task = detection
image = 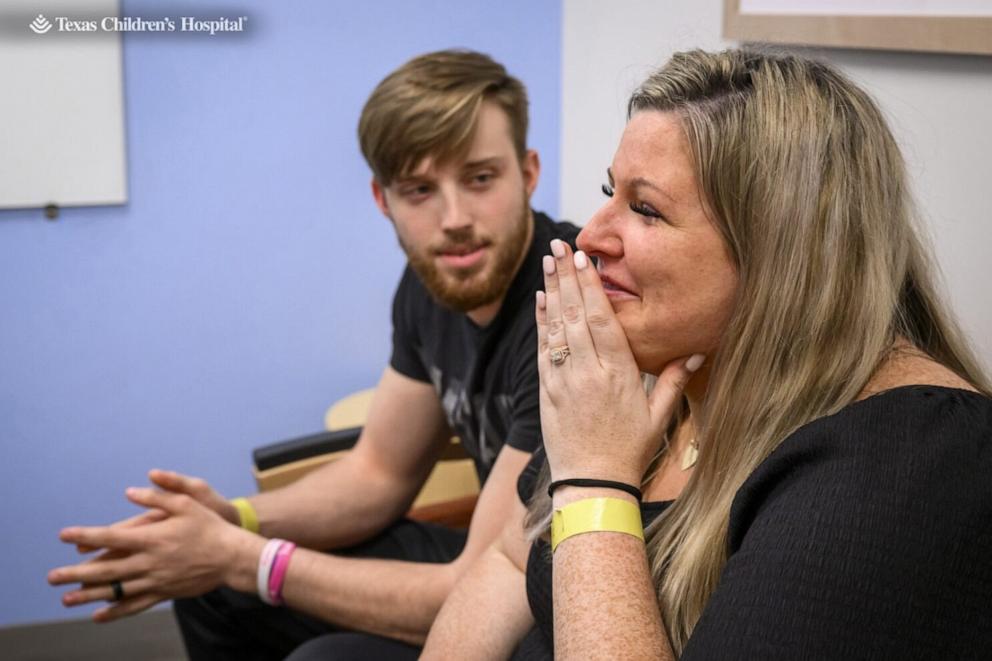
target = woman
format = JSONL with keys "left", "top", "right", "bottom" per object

{"left": 422, "top": 49, "right": 992, "bottom": 659}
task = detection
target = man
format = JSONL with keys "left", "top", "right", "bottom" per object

{"left": 48, "top": 49, "right": 578, "bottom": 659}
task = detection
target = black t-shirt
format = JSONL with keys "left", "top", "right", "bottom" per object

{"left": 389, "top": 211, "right": 579, "bottom": 483}
{"left": 517, "top": 386, "right": 992, "bottom": 659}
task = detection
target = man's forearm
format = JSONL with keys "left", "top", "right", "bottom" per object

{"left": 422, "top": 543, "right": 533, "bottom": 659}
{"left": 248, "top": 453, "right": 415, "bottom": 550}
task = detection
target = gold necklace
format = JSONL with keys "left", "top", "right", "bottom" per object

{"left": 680, "top": 438, "right": 699, "bottom": 471}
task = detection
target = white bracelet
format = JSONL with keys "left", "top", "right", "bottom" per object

{"left": 256, "top": 538, "right": 283, "bottom": 605}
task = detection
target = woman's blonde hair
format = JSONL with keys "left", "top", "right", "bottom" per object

{"left": 525, "top": 48, "right": 989, "bottom": 653}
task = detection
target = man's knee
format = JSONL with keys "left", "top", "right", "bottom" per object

{"left": 173, "top": 586, "right": 252, "bottom": 626}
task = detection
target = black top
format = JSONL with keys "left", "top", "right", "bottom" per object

{"left": 389, "top": 211, "right": 579, "bottom": 483}
{"left": 517, "top": 386, "right": 992, "bottom": 659}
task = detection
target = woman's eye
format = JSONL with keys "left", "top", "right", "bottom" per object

{"left": 630, "top": 202, "right": 663, "bottom": 220}
{"left": 601, "top": 183, "right": 614, "bottom": 197}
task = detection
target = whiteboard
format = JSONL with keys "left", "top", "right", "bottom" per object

{"left": 0, "top": 0, "right": 126, "bottom": 210}
{"left": 740, "top": 0, "right": 992, "bottom": 17}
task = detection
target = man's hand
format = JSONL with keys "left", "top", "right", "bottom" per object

{"left": 49, "top": 487, "right": 262, "bottom": 623}
{"left": 147, "top": 469, "right": 240, "bottom": 524}
{"left": 73, "top": 470, "right": 239, "bottom": 554}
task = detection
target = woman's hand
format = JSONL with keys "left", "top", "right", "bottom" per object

{"left": 536, "top": 239, "right": 703, "bottom": 485}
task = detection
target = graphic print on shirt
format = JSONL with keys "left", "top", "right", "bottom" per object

{"left": 430, "top": 364, "right": 508, "bottom": 468}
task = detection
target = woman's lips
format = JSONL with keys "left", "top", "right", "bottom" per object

{"left": 599, "top": 273, "right": 639, "bottom": 300}
{"left": 438, "top": 245, "right": 487, "bottom": 269}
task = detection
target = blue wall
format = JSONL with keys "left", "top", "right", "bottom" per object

{"left": 0, "top": 0, "right": 560, "bottom": 627}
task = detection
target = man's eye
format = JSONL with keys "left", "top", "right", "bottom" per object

{"left": 601, "top": 183, "right": 614, "bottom": 197}
{"left": 402, "top": 185, "right": 430, "bottom": 197}
{"left": 470, "top": 172, "right": 494, "bottom": 185}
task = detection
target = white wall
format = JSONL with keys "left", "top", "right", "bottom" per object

{"left": 562, "top": 0, "right": 991, "bottom": 371}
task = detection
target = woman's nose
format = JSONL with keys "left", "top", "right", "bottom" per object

{"left": 577, "top": 203, "right": 622, "bottom": 258}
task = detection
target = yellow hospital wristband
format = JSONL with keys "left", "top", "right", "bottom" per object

{"left": 230, "top": 497, "right": 259, "bottom": 534}
{"left": 550, "top": 497, "right": 643, "bottom": 553}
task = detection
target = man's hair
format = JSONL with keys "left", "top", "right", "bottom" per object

{"left": 358, "top": 49, "right": 529, "bottom": 185}
{"left": 522, "top": 48, "right": 991, "bottom": 654}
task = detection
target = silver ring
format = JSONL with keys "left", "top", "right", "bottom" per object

{"left": 550, "top": 345, "right": 571, "bottom": 366}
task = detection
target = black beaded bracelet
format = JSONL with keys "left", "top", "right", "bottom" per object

{"left": 548, "top": 478, "right": 642, "bottom": 501}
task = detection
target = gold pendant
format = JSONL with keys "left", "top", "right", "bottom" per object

{"left": 681, "top": 440, "right": 699, "bottom": 471}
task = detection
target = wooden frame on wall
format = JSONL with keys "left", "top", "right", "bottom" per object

{"left": 723, "top": 0, "right": 992, "bottom": 56}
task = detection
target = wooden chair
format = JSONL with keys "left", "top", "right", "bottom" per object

{"left": 251, "top": 389, "right": 479, "bottom": 528}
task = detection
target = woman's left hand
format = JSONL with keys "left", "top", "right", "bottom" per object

{"left": 536, "top": 239, "right": 703, "bottom": 485}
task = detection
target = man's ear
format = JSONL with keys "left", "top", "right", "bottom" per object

{"left": 370, "top": 178, "right": 392, "bottom": 220}
{"left": 521, "top": 149, "right": 541, "bottom": 199}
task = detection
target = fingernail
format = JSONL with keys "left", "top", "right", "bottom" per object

{"left": 550, "top": 239, "right": 565, "bottom": 259}
{"left": 126, "top": 487, "right": 138, "bottom": 496}
{"left": 536, "top": 290, "right": 546, "bottom": 308}
{"left": 542, "top": 255, "right": 556, "bottom": 275}
{"left": 685, "top": 354, "right": 706, "bottom": 372}
{"left": 573, "top": 251, "right": 588, "bottom": 270}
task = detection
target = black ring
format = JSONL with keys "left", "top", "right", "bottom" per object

{"left": 548, "top": 478, "right": 642, "bottom": 501}
{"left": 110, "top": 580, "right": 124, "bottom": 602}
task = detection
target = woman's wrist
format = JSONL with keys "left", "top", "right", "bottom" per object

{"left": 552, "top": 485, "right": 640, "bottom": 508}
{"left": 548, "top": 464, "right": 643, "bottom": 505}
{"left": 550, "top": 495, "right": 645, "bottom": 553}
{"left": 549, "top": 463, "right": 642, "bottom": 486}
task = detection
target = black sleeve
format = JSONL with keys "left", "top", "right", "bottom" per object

{"left": 682, "top": 388, "right": 992, "bottom": 660}
{"left": 502, "top": 320, "right": 542, "bottom": 453}
{"left": 517, "top": 445, "right": 546, "bottom": 505}
{"left": 388, "top": 267, "right": 430, "bottom": 383}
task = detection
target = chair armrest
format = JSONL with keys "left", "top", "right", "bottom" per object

{"left": 253, "top": 427, "right": 362, "bottom": 471}
{"left": 408, "top": 494, "right": 478, "bottom": 528}
{"left": 251, "top": 425, "right": 480, "bottom": 529}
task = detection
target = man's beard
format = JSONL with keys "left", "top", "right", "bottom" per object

{"left": 401, "top": 197, "right": 531, "bottom": 313}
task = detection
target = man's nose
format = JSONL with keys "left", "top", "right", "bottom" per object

{"left": 438, "top": 186, "right": 472, "bottom": 232}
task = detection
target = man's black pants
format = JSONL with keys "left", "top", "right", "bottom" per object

{"left": 173, "top": 518, "right": 467, "bottom": 661}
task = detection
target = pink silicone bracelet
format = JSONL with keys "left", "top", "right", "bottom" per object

{"left": 267, "top": 541, "right": 297, "bottom": 605}
{"left": 256, "top": 538, "right": 282, "bottom": 606}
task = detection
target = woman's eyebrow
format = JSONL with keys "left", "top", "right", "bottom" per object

{"left": 630, "top": 177, "right": 677, "bottom": 204}
{"left": 608, "top": 168, "right": 677, "bottom": 204}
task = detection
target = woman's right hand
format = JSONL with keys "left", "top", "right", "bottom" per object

{"left": 536, "top": 239, "right": 703, "bottom": 485}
